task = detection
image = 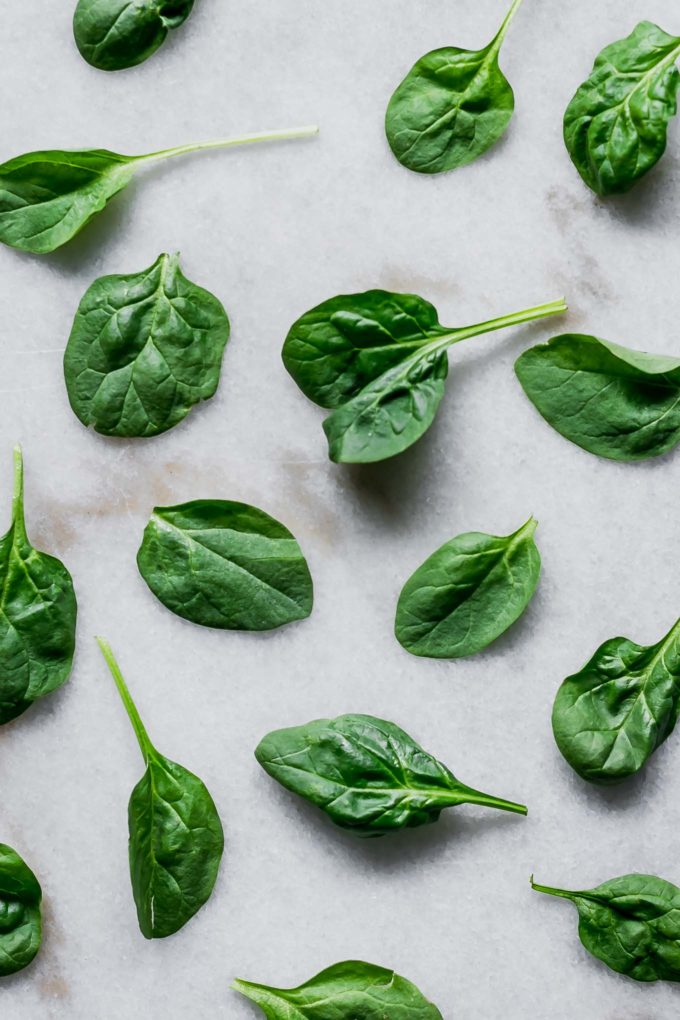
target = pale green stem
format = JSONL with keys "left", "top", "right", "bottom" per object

{"left": 135, "top": 125, "right": 319, "bottom": 165}
{"left": 11, "top": 445, "right": 26, "bottom": 539}
{"left": 492, "top": 0, "right": 525, "bottom": 52}
{"left": 432, "top": 297, "right": 567, "bottom": 357}
{"left": 531, "top": 878, "right": 577, "bottom": 900}
{"left": 457, "top": 784, "right": 528, "bottom": 816}
{"left": 96, "top": 637, "right": 154, "bottom": 762}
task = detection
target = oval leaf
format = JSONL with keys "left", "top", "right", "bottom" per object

{"left": 233, "top": 960, "right": 444, "bottom": 1019}
{"left": 532, "top": 874, "right": 680, "bottom": 983}
{"left": 395, "top": 516, "right": 540, "bottom": 658}
{"left": 256, "top": 713, "right": 526, "bottom": 836}
{"left": 552, "top": 618, "right": 680, "bottom": 785}
{"left": 73, "top": 0, "right": 195, "bottom": 72}
{"left": 98, "top": 639, "right": 224, "bottom": 939}
{"left": 0, "top": 843, "right": 42, "bottom": 977}
{"left": 63, "top": 253, "right": 230, "bottom": 438}
{"left": 564, "top": 21, "right": 680, "bottom": 196}
{"left": 385, "top": 0, "right": 521, "bottom": 174}
{"left": 515, "top": 333, "right": 680, "bottom": 461}
{"left": 137, "top": 500, "right": 313, "bottom": 631}
{"left": 0, "top": 448, "right": 77, "bottom": 724}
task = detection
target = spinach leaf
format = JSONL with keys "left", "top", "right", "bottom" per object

{"left": 97, "top": 638, "right": 223, "bottom": 939}
{"left": 564, "top": 21, "right": 680, "bottom": 196}
{"left": 515, "top": 333, "right": 680, "bottom": 461}
{"left": 0, "top": 126, "right": 318, "bottom": 255}
{"left": 395, "top": 517, "right": 540, "bottom": 659}
{"left": 385, "top": 0, "right": 523, "bottom": 174}
{"left": 63, "top": 253, "right": 230, "bottom": 438}
{"left": 552, "top": 617, "right": 680, "bottom": 785}
{"left": 256, "top": 713, "right": 527, "bottom": 837}
{"left": 233, "top": 960, "right": 444, "bottom": 1018}
{"left": 73, "top": 0, "right": 195, "bottom": 72}
{"left": 137, "top": 500, "right": 313, "bottom": 630}
{"left": 0, "top": 447, "right": 77, "bottom": 724}
{"left": 532, "top": 874, "right": 680, "bottom": 983}
{"left": 283, "top": 292, "right": 566, "bottom": 463}
{"left": 0, "top": 844, "right": 42, "bottom": 977}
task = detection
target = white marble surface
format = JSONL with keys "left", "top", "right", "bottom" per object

{"left": 1, "top": 1, "right": 680, "bottom": 1017}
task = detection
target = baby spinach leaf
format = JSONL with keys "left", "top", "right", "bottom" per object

{"left": 137, "top": 500, "right": 313, "bottom": 631}
{"left": 0, "top": 447, "right": 77, "bottom": 725}
{"left": 256, "top": 713, "right": 527, "bottom": 837}
{"left": 395, "top": 517, "right": 540, "bottom": 659}
{"left": 63, "top": 253, "right": 230, "bottom": 438}
{"left": 73, "top": 0, "right": 195, "bottom": 72}
{"left": 0, "top": 125, "right": 318, "bottom": 255}
{"left": 515, "top": 333, "right": 680, "bottom": 461}
{"left": 564, "top": 21, "right": 680, "bottom": 196}
{"left": 233, "top": 960, "right": 444, "bottom": 1018}
{"left": 552, "top": 617, "right": 680, "bottom": 785}
{"left": 385, "top": 0, "right": 523, "bottom": 174}
{"left": 97, "top": 638, "right": 223, "bottom": 939}
{"left": 532, "top": 874, "right": 680, "bottom": 983}
{"left": 284, "top": 292, "right": 566, "bottom": 463}
{"left": 0, "top": 843, "right": 42, "bottom": 977}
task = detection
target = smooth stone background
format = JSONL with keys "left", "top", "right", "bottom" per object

{"left": 1, "top": 1, "right": 680, "bottom": 1016}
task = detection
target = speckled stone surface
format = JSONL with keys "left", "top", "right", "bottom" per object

{"left": 1, "top": 1, "right": 680, "bottom": 1017}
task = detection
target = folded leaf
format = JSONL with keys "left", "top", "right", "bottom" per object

{"left": 515, "top": 333, "right": 680, "bottom": 461}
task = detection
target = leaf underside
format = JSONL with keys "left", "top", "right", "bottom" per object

{"left": 136, "top": 499, "right": 313, "bottom": 630}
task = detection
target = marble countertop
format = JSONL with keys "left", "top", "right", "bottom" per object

{"left": 2, "top": 1, "right": 680, "bottom": 1017}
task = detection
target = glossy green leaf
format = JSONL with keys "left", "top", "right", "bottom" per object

{"left": 256, "top": 713, "right": 527, "bottom": 837}
{"left": 137, "top": 500, "right": 313, "bottom": 631}
{"left": 385, "top": 0, "right": 522, "bottom": 174}
{"left": 0, "top": 448, "right": 77, "bottom": 725}
{"left": 233, "top": 960, "right": 444, "bottom": 1018}
{"left": 395, "top": 517, "right": 540, "bottom": 659}
{"left": 284, "top": 292, "right": 566, "bottom": 464}
{"left": 0, "top": 844, "right": 42, "bottom": 977}
{"left": 515, "top": 333, "right": 680, "bottom": 461}
{"left": 564, "top": 21, "right": 680, "bottom": 196}
{"left": 73, "top": 0, "right": 195, "bottom": 72}
{"left": 63, "top": 253, "right": 230, "bottom": 438}
{"left": 0, "top": 126, "right": 318, "bottom": 254}
{"left": 532, "top": 874, "right": 680, "bottom": 983}
{"left": 97, "top": 638, "right": 223, "bottom": 939}
{"left": 552, "top": 617, "right": 680, "bottom": 785}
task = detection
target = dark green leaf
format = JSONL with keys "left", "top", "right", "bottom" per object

{"left": 0, "top": 127, "right": 318, "bottom": 254}
{"left": 63, "top": 253, "right": 230, "bottom": 438}
{"left": 552, "top": 617, "right": 680, "bottom": 785}
{"left": 284, "top": 292, "right": 567, "bottom": 464}
{"left": 255, "top": 713, "right": 527, "bottom": 837}
{"left": 282, "top": 289, "right": 450, "bottom": 409}
{"left": 515, "top": 333, "right": 680, "bottom": 461}
{"left": 137, "top": 500, "right": 313, "bottom": 631}
{"left": 532, "top": 873, "right": 680, "bottom": 983}
{"left": 0, "top": 448, "right": 77, "bottom": 725}
{"left": 385, "top": 0, "right": 522, "bottom": 174}
{"left": 564, "top": 21, "right": 680, "bottom": 196}
{"left": 233, "top": 960, "right": 444, "bottom": 1018}
{"left": 395, "top": 517, "right": 540, "bottom": 659}
{"left": 97, "top": 638, "right": 223, "bottom": 939}
{"left": 73, "top": 0, "right": 195, "bottom": 72}
{"left": 0, "top": 844, "right": 42, "bottom": 977}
